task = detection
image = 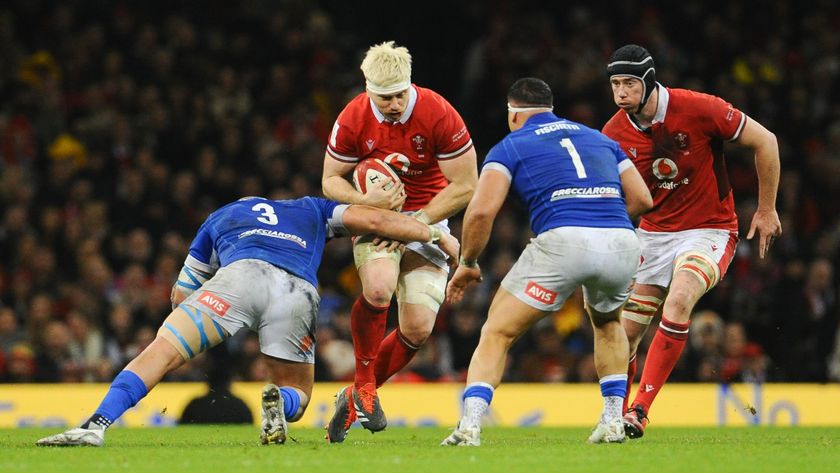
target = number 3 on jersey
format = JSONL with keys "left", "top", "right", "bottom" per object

{"left": 252, "top": 203, "right": 278, "bottom": 225}
{"left": 559, "top": 138, "right": 587, "bottom": 179}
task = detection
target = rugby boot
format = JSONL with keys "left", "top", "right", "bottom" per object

{"left": 623, "top": 405, "right": 649, "bottom": 439}
{"left": 36, "top": 427, "right": 105, "bottom": 447}
{"left": 353, "top": 383, "right": 387, "bottom": 432}
{"left": 260, "top": 384, "right": 287, "bottom": 445}
{"left": 440, "top": 423, "right": 481, "bottom": 446}
{"left": 325, "top": 385, "right": 356, "bottom": 443}
{"left": 587, "top": 417, "right": 626, "bottom": 444}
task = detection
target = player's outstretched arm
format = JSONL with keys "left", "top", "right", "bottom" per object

{"left": 737, "top": 116, "right": 782, "bottom": 258}
{"left": 620, "top": 164, "right": 653, "bottom": 219}
{"left": 459, "top": 169, "right": 510, "bottom": 261}
{"left": 341, "top": 204, "right": 459, "bottom": 260}
{"left": 446, "top": 169, "right": 509, "bottom": 303}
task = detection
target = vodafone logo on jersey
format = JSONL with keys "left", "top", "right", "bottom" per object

{"left": 383, "top": 152, "right": 411, "bottom": 172}
{"left": 198, "top": 291, "right": 230, "bottom": 317}
{"left": 652, "top": 157, "right": 679, "bottom": 180}
{"left": 525, "top": 281, "right": 558, "bottom": 304}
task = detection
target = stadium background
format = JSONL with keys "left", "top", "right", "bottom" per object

{"left": 1, "top": 0, "right": 839, "bottom": 427}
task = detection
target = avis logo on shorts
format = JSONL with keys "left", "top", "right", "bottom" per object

{"left": 525, "top": 281, "right": 558, "bottom": 304}
{"left": 198, "top": 291, "right": 230, "bottom": 316}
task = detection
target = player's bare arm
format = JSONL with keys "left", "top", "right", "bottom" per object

{"left": 620, "top": 164, "right": 653, "bottom": 219}
{"left": 736, "top": 116, "right": 782, "bottom": 258}
{"left": 321, "top": 152, "right": 405, "bottom": 209}
{"left": 341, "top": 204, "right": 459, "bottom": 261}
{"left": 416, "top": 147, "right": 478, "bottom": 223}
{"left": 446, "top": 169, "right": 510, "bottom": 304}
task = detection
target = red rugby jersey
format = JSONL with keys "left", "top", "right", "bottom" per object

{"left": 602, "top": 86, "right": 746, "bottom": 232}
{"left": 326, "top": 85, "right": 473, "bottom": 211}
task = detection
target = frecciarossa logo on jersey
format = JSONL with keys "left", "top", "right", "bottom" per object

{"left": 238, "top": 228, "right": 307, "bottom": 248}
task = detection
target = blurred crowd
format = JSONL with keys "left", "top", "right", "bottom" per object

{"left": 1, "top": 0, "right": 839, "bottom": 386}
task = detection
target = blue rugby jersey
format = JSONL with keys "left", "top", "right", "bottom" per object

{"left": 483, "top": 112, "right": 634, "bottom": 234}
{"left": 185, "top": 196, "right": 348, "bottom": 287}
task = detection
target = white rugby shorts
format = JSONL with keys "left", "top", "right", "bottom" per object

{"left": 635, "top": 228, "right": 739, "bottom": 288}
{"left": 501, "top": 226, "right": 640, "bottom": 312}
{"left": 179, "top": 259, "right": 319, "bottom": 363}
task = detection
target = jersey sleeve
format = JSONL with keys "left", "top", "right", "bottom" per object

{"left": 433, "top": 99, "right": 474, "bottom": 160}
{"left": 326, "top": 107, "right": 361, "bottom": 163}
{"left": 480, "top": 140, "right": 515, "bottom": 181}
{"left": 610, "top": 140, "right": 635, "bottom": 174}
{"left": 699, "top": 95, "right": 746, "bottom": 142}
{"left": 308, "top": 197, "right": 351, "bottom": 237}
{"left": 186, "top": 222, "right": 220, "bottom": 274}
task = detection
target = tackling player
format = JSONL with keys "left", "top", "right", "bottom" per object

{"left": 321, "top": 41, "right": 477, "bottom": 442}
{"left": 35, "top": 196, "right": 458, "bottom": 447}
{"left": 441, "top": 78, "right": 652, "bottom": 446}
{"left": 602, "top": 44, "right": 782, "bottom": 438}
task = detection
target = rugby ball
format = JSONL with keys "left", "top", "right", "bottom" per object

{"left": 353, "top": 158, "right": 402, "bottom": 194}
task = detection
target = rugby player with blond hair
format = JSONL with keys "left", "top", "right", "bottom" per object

{"left": 321, "top": 41, "right": 477, "bottom": 442}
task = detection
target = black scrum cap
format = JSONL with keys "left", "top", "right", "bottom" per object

{"left": 607, "top": 44, "right": 656, "bottom": 112}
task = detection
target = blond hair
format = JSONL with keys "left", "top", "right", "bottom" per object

{"left": 361, "top": 41, "right": 412, "bottom": 92}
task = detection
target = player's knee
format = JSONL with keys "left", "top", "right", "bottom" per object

{"left": 362, "top": 284, "right": 395, "bottom": 307}
{"left": 158, "top": 306, "right": 229, "bottom": 361}
{"left": 673, "top": 251, "right": 720, "bottom": 294}
{"left": 663, "top": 288, "right": 694, "bottom": 320}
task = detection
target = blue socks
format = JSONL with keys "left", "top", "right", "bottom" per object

{"left": 279, "top": 387, "right": 301, "bottom": 420}
{"left": 86, "top": 370, "right": 149, "bottom": 429}
{"left": 463, "top": 382, "right": 494, "bottom": 404}
{"left": 599, "top": 374, "right": 628, "bottom": 398}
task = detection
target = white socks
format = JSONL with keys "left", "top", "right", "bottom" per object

{"left": 601, "top": 395, "right": 624, "bottom": 423}
{"left": 461, "top": 397, "right": 489, "bottom": 430}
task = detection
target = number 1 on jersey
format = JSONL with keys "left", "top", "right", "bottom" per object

{"left": 559, "top": 138, "right": 587, "bottom": 178}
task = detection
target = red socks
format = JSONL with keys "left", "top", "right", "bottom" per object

{"left": 623, "top": 354, "right": 637, "bottom": 414}
{"left": 632, "top": 318, "right": 689, "bottom": 413}
{"left": 350, "top": 296, "right": 421, "bottom": 389}
{"left": 350, "top": 296, "right": 389, "bottom": 389}
{"left": 374, "top": 328, "right": 420, "bottom": 388}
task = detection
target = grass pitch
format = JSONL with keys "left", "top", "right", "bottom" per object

{"left": 3, "top": 426, "right": 838, "bottom": 473}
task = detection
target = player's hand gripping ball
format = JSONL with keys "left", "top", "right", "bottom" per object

{"left": 353, "top": 158, "right": 405, "bottom": 211}
{"left": 352, "top": 158, "right": 402, "bottom": 193}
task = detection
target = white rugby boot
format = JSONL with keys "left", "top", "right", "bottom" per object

{"left": 36, "top": 427, "right": 105, "bottom": 447}
{"left": 440, "top": 422, "right": 481, "bottom": 446}
{"left": 587, "top": 417, "right": 626, "bottom": 444}
{"left": 260, "top": 384, "right": 287, "bottom": 445}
